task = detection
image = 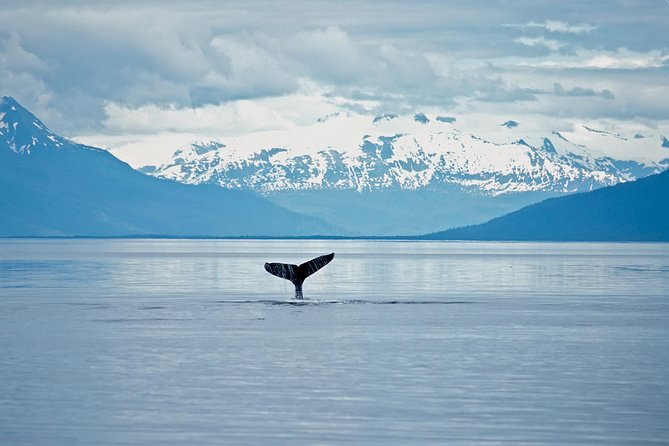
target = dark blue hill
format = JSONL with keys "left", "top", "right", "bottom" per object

{"left": 0, "top": 96, "right": 331, "bottom": 237}
{"left": 425, "top": 170, "right": 669, "bottom": 241}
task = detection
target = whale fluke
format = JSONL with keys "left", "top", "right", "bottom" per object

{"left": 264, "top": 253, "right": 334, "bottom": 299}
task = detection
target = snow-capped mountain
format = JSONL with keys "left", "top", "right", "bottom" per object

{"left": 146, "top": 112, "right": 668, "bottom": 197}
{"left": 0, "top": 96, "right": 94, "bottom": 155}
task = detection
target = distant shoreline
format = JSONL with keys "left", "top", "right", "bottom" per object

{"left": 1, "top": 236, "right": 666, "bottom": 243}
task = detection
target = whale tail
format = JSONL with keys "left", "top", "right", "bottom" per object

{"left": 264, "top": 253, "right": 334, "bottom": 299}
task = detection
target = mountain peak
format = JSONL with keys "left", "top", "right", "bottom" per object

{"left": 0, "top": 96, "right": 33, "bottom": 118}
{"left": 1, "top": 95, "right": 18, "bottom": 106}
{"left": 413, "top": 113, "right": 430, "bottom": 124}
{"left": 0, "top": 96, "right": 63, "bottom": 154}
{"left": 372, "top": 113, "right": 398, "bottom": 123}
{"left": 1, "top": 96, "right": 42, "bottom": 125}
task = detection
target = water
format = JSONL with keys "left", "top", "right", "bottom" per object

{"left": 1, "top": 239, "right": 668, "bottom": 445}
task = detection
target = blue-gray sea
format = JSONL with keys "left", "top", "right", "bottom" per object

{"left": 1, "top": 239, "right": 668, "bottom": 445}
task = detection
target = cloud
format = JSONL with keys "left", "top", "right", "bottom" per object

{"left": 578, "top": 51, "right": 669, "bottom": 69}
{"left": 553, "top": 83, "right": 614, "bottom": 99}
{"left": 514, "top": 36, "right": 565, "bottom": 51}
{"left": 288, "top": 26, "right": 366, "bottom": 82}
{"left": 473, "top": 84, "right": 544, "bottom": 103}
{"left": 508, "top": 20, "right": 596, "bottom": 34}
{"left": 1, "top": 0, "right": 667, "bottom": 137}
{"left": 517, "top": 49, "right": 669, "bottom": 70}
{"left": 0, "top": 33, "right": 48, "bottom": 72}
{"left": 99, "top": 85, "right": 347, "bottom": 135}
{"left": 0, "top": 33, "right": 60, "bottom": 123}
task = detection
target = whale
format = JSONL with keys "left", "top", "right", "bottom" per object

{"left": 264, "top": 253, "right": 334, "bottom": 299}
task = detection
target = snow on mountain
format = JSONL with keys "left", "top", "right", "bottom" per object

{"left": 0, "top": 96, "right": 79, "bottom": 155}
{"left": 146, "top": 112, "right": 668, "bottom": 196}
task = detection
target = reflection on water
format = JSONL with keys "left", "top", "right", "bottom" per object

{"left": 0, "top": 239, "right": 668, "bottom": 445}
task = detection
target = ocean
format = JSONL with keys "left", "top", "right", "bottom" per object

{"left": 1, "top": 239, "right": 668, "bottom": 444}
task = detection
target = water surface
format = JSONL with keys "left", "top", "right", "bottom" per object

{"left": 1, "top": 239, "right": 668, "bottom": 444}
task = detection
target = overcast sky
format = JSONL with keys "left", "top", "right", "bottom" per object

{"left": 1, "top": 0, "right": 668, "bottom": 139}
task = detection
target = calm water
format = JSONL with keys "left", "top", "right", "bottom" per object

{"left": 0, "top": 239, "right": 668, "bottom": 445}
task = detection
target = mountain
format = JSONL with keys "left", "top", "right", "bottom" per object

{"left": 0, "top": 96, "right": 331, "bottom": 237}
{"left": 149, "top": 114, "right": 665, "bottom": 195}
{"left": 424, "top": 170, "right": 669, "bottom": 241}
{"left": 138, "top": 113, "right": 668, "bottom": 235}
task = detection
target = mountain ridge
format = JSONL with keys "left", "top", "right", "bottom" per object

{"left": 132, "top": 111, "right": 667, "bottom": 235}
{"left": 146, "top": 112, "right": 668, "bottom": 196}
{"left": 423, "top": 170, "right": 669, "bottom": 241}
{"left": 4, "top": 96, "right": 667, "bottom": 238}
{"left": 0, "top": 96, "right": 333, "bottom": 237}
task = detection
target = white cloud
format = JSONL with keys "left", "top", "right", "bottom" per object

{"left": 1, "top": 0, "right": 667, "bottom": 136}
{"left": 517, "top": 48, "right": 669, "bottom": 70}
{"left": 514, "top": 36, "right": 565, "bottom": 51}
{"left": 508, "top": 20, "right": 596, "bottom": 34}
{"left": 578, "top": 51, "right": 669, "bottom": 69}
{"left": 99, "top": 84, "right": 350, "bottom": 135}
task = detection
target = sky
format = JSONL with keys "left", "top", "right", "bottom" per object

{"left": 1, "top": 0, "right": 668, "bottom": 150}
